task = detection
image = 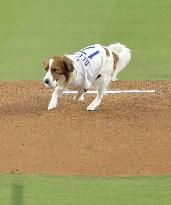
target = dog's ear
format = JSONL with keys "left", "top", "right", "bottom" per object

{"left": 63, "top": 56, "right": 74, "bottom": 72}
{"left": 43, "top": 57, "right": 50, "bottom": 70}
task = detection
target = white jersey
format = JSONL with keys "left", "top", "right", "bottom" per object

{"left": 68, "top": 44, "right": 107, "bottom": 89}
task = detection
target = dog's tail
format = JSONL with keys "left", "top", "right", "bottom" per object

{"left": 107, "top": 43, "right": 131, "bottom": 81}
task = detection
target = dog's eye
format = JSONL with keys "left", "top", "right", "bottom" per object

{"left": 45, "top": 66, "right": 49, "bottom": 71}
{"left": 52, "top": 68, "right": 57, "bottom": 72}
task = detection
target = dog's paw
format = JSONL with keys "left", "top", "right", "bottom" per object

{"left": 48, "top": 102, "right": 57, "bottom": 110}
{"left": 73, "top": 95, "right": 77, "bottom": 101}
{"left": 86, "top": 104, "right": 96, "bottom": 111}
{"left": 78, "top": 95, "right": 85, "bottom": 101}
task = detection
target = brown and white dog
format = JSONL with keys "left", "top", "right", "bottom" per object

{"left": 43, "top": 43, "right": 131, "bottom": 111}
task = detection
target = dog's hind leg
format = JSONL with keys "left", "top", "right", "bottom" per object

{"left": 73, "top": 91, "right": 85, "bottom": 101}
{"left": 86, "top": 78, "right": 109, "bottom": 111}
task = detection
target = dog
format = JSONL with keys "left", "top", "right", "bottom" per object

{"left": 43, "top": 43, "right": 131, "bottom": 111}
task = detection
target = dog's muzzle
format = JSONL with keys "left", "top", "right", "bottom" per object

{"left": 44, "top": 78, "right": 57, "bottom": 88}
{"left": 44, "top": 78, "right": 50, "bottom": 85}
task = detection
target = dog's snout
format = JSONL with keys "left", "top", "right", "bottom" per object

{"left": 44, "top": 79, "right": 50, "bottom": 84}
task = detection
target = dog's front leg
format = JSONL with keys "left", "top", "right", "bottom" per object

{"left": 48, "top": 87, "right": 63, "bottom": 110}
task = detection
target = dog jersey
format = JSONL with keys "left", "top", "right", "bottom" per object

{"left": 72, "top": 44, "right": 107, "bottom": 89}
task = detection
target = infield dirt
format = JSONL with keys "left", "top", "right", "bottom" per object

{"left": 0, "top": 80, "right": 170, "bottom": 176}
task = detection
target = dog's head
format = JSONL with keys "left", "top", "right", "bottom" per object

{"left": 43, "top": 56, "right": 74, "bottom": 88}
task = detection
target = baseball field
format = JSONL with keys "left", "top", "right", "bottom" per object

{"left": 0, "top": 0, "right": 171, "bottom": 204}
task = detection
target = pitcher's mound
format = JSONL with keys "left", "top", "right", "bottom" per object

{"left": 0, "top": 80, "right": 170, "bottom": 176}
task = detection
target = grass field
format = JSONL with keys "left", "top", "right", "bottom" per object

{"left": 0, "top": 174, "right": 171, "bottom": 205}
{"left": 0, "top": 0, "right": 171, "bottom": 205}
{"left": 0, "top": 0, "right": 171, "bottom": 80}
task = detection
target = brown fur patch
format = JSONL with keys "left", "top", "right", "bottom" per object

{"left": 112, "top": 52, "right": 119, "bottom": 70}
{"left": 43, "top": 58, "right": 50, "bottom": 71}
{"left": 104, "top": 47, "right": 110, "bottom": 57}
{"left": 63, "top": 56, "right": 74, "bottom": 72}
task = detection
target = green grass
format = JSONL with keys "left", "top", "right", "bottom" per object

{"left": 0, "top": 174, "right": 171, "bottom": 205}
{"left": 0, "top": 0, "right": 171, "bottom": 80}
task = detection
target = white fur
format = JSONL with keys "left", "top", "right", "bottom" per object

{"left": 48, "top": 87, "right": 63, "bottom": 110}
{"left": 44, "top": 43, "right": 131, "bottom": 111}
{"left": 107, "top": 43, "right": 131, "bottom": 81}
{"left": 44, "top": 58, "right": 57, "bottom": 88}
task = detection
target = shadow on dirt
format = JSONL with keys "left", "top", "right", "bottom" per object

{"left": 0, "top": 96, "right": 49, "bottom": 116}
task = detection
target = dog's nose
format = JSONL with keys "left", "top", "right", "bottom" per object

{"left": 44, "top": 79, "right": 50, "bottom": 84}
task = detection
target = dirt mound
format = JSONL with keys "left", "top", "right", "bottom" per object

{"left": 0, "top": 80, "right": 170, "bottom": 176}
